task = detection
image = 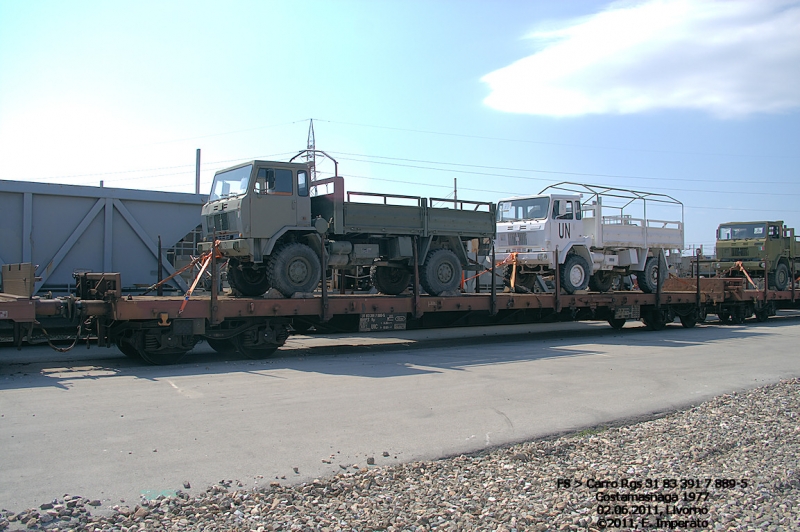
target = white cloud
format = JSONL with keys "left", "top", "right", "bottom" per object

{"left": 481, "top": 0, "right": 800, "bottom": 118}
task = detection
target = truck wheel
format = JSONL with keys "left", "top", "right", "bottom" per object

{"left": 589, "top": 271, "right": 616, "bottom": 292}
{"left": 769, "top": 262, "right": 789, "bottom": 291}
{"left": 228, "top": 258, "right": 271, "bottom": 296}
{"left": 638, "top": 257, "right": 662, "bottom": 293}
{"left": 268, "top": 243, "right": 322, "bottom": 297}
{"left": 560, "top": 254, "right": 590, "bottom": 294}
{"left": 370, "top": 265, "right": 411, "bottom": 295}
{"left": 420, "top": 249, "right": 462, "bottom": 295}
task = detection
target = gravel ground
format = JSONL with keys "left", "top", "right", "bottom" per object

{"left": 2, "top": 378, "right": 798, "bottom": 531}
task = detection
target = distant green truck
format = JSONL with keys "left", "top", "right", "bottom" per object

{"left": 197, "top": 156, "right": 495, "bottom": 297}
{"left": 715, "top": 221, "right": 799, "bottom": 290}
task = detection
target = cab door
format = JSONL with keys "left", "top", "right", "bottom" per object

{"left": 550, "top": 198, "right": 580, "bottom": 256}
{"left": 249, "top": 165, "right": 311, "bottom": 239}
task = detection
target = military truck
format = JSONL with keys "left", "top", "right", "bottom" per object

{"left": 197, "top": 155, "right": 495, "bottom": 297}
{"left": 715, "top": 221, "right": 799, "bottom": 290}
{"left": 495, "top": 183, "right": 684, "bottom": 294}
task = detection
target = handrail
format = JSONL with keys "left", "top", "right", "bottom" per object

{"left": 428, "top": 198, "right": 495, "bottom": 211}
{"left": 346, "top": 190, "right": 424, "bottom": 206}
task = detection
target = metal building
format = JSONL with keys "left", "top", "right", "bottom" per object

{"left": 0, "top": 179, "right": 206, "bottom": 295}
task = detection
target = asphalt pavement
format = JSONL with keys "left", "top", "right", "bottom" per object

{"left": 2, "top": 313, "right": 800, "bottom": 514}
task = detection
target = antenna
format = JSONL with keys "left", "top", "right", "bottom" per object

{"left": 306, "top": 119, "right": 317, "bottom": 182}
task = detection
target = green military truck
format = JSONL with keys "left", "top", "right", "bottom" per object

{"left": 715, "top": 220, "right": 799, "bottom": 290}
{"left": 197, "top": 156, "right": 495, "bottom": 297}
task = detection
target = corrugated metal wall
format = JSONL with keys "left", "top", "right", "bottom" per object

{"left": 0, "top": 180, "right": 206, "bottom": 294}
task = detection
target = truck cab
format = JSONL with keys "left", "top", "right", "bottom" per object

{"left": 496, "top": 193, "right": 589, "bottom": 269}
{"left": 199, "top": 160, "right": 314, "bottom": 260}
{"left": 715, "top": 220, "right": 798, "bottom": 290}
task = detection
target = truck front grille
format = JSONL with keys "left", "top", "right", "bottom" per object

{"left": 730, "top": 247, "right": 750, "bottom": 257}
{"left": 498, "top": 232, "right": 528, "bottom": 246}
{"left": 209, "top": 213, "right": 229, "bottom": 232}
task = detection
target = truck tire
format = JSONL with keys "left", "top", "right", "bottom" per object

{"left": 268, "top": 243, "right": 322, "bottom": 297}
{"left": 228, "top": 258, "right": 271, "bottom": 297}
{"left": 588, "top": 271, "right": 616, "bottom": 292}
{"left": 559, "top": 254, "right": 590, "bottom": 294}
{"left": 370, "top": 265, "right": 411, "bottom": 295}
{"left": 769, "top": 262, "right": 789, "bottom": 291}
{"left": 638, "top": 256, "right": 662, "bottom": 294}
{"left": 420, "top": 249, "right": 462, "bottom": 295}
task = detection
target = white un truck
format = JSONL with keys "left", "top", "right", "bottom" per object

{"left": 495, "top": 183, "right": 684, "bottom": 294}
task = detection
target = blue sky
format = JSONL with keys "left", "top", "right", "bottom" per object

{"left": 1, "top": 0, "right": 798, "bottom": 251}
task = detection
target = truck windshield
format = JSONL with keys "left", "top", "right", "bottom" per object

{"left": 497, "top": 197, "right": 550, "bottom": 222}
{"left": 209, "top": 165, "right": 253, "bottom": 201}
{"left": 718, "top": 223, "right": 767, "bottom": 240}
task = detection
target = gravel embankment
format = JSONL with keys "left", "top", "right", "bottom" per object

{"left": 2, "top": 379, "right": 798, "bottom": 531}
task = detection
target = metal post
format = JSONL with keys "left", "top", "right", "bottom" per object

{"left": 655, "top": 251, "right": 662, "bottom": 310}
{"left": 695, "top": 248, "right": 701, "bottom": 314}
{"left": 764, "top": 255, "right": 769, "bottom": 300}
{"left": 554, "top": 247, "right": 561, "bottom": 313}
{"left": 320, "top": 235, "right": 329, "bottom": 322}
{"left": 211, "top": 235, "right": 219, "bottom": 325}
{"left": 157, "top": 235, "right": 163, "bottom": 296}
{"left": 195, "top": 149, "right": 201, "bottom": 195}
{"left": 339, "top": 270, "right": 345, "bottom": 294}
{"left": 490, "top": 244, "right": 497, "bottom": 316}
{"left": 792, "top": 256, "right": 796, "bottom": 302}
{"left": 413, "top": 237, "right": 422, "bottom": 319}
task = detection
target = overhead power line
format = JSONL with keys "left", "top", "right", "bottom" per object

{"left": 328, "top": 151, "right": 796, "bottom": 186}
{"left": 330, "top": 154, "right": 800, "bottom": 197}
{"left": 314, "top": 118, "right": 798, "bottom": 160}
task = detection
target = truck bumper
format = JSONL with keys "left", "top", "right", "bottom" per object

{"left": 715, "top": 260, "right": 764, "bottom": 271}
{"left": 198, "top": 239, "right": 252, "bottom": 257}
{"left": 496, "top": 251, "right": 554, "bottom": 268}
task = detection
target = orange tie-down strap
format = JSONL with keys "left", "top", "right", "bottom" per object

{"left": 727, "top": 261, "right": 758, "bottom": 289}
{"left": 177, "top": 241, "right": 225, "bottom": 316}
{"left": 462, "top": 252, "right": 518, "bottom": 284}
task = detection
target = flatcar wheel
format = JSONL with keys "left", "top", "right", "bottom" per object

{"left": 607, "top": 318, "right": 626, "bottom": 330}
{"left": 641, "top": 309, "right": 668, "bottom": 331}
{"left": 206, "top": 338, "right": 237, "bottom": 354}
{"left": 679, "top": 313, "right": 697, "bottom": 328}
{"left": 115, "top": 338, "right": 144, "bottom": 361}
{"left": 718, "top": 310, "right": 731, "bottom": 324}
{"left": 233, "top": 335, "right": 278, "bottom": 360}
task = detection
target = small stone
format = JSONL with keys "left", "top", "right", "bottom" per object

{"left": 382, "top": 451, "right": 390, "bottom": 457}
{"left": 183, "top": 481, "right": 191, "bottom": 489}
{"left": 88, "top": 500, "right": 101, "bottom": 507}
{"left": 366, "top": 457, "right": 375, "bottom": 465}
